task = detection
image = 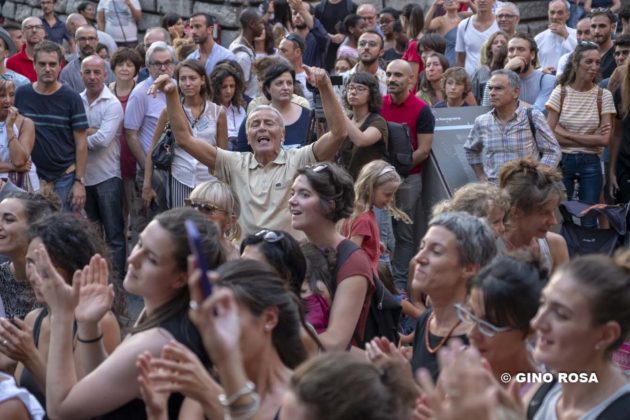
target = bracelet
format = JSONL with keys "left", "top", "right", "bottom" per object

{"left": 226, "top": 392, "right": 260, "bottom": 420}
{"left": 77, "top": 333, "right": 103, "bottom": 343}
{"left": 218, "top": 381, "right": 256, "bottom": 407}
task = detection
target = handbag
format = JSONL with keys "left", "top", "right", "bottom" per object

{"left": 151, "top": 122, "right": 174, "bottom": 170}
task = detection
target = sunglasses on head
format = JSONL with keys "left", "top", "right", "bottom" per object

{"left": 255, "top": 229, "right": 285, "bottom": 243}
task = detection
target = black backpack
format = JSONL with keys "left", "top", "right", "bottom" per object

{"left": 385, "top": 121, "right": 414, "bottom": 177}
{"left": 332, "top": 240, "right": 401, "bottom": 349}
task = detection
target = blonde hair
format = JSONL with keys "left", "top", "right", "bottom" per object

{"left": 432, "top": 182, "right": 511, "bottom": 219}
{"left": 188, "top": 180, "right": 242, "bottom": 241}
{"left": 351, "top": 160, "right": 411, "bottom": 225}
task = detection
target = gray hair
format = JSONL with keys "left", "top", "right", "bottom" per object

{"left": 497, "top": 2, "right": 519, "bottom": 17}
{"left": 246, "top": 105, "right": 286, "bottom": 131}
{"left": 549, "top": 0, "right": 571, "bottom": 13}
{"left": 491, "top": 69, "right": 521, "bottom": 90}
{"left": 428, "top": 212, "right": 497, "bottom": 268}
{"left": 145, "top": 27, "right": 172, "bottom": 46}
{"left": 145, "top": 41, "right": 175, "bottom": 67}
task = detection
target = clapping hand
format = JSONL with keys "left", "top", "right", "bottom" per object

{"left": 0, "top": 318, "right": 39, "bottom": 365}
{"left": 74, "top": 255, "right": 114, "bottom": 324}
{"left": 34, "top": 245, "right": 79, "bottom": 316}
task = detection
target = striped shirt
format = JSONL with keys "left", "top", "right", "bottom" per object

{"left": 464, "top": 102, "right": 561, "bottom": 182}
{"left": 545, "top": 85, "right": 616, "bottom": 155}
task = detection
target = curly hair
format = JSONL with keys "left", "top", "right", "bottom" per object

{"left": 432, "top": 182, "right": 511, "bottom": 220}
{"left": 210, "top": 63, "right": 246, "bottom": 108}
{"left": 343, "top": 72, "right": 382, "bottom": 113}
{"left": 295, "top": 163, "right": 355, "bottom": 223}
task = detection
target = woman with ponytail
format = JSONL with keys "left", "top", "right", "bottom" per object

{"left": 498, "top": 158, "right": 569, "bottom": 274}
{"left": 545, "top": 42, "right": 617, "bottom": 228}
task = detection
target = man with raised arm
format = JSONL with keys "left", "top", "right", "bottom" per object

{"left": 149, "top": 66, "right": 347, "bottom": 239}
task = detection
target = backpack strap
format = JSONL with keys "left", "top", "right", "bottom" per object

{"left": 559, "top": 85, "right": 567, "bottom": 118}
{"left": 526, "top": 107, "right": 536, "bottom": 140}
{"left": 464, "top": 16, "right": 471, "bottom": 32}
{"left": 597, "top": 87, "right": 603, "bottom": 125}
{"left": 526, "top": 377, "right": 558, "bottom": 420}
{"left": 596, "top": 391, "right": 630, "bottom": 420}
{"left": 331, "top": 239, "right": 361, "bottom": 297}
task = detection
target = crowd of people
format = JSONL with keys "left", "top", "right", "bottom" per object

{"left": 0, "top": 0, "right": 627, "bottom": 418}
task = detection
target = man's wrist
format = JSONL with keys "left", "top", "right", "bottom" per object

{"left": 74, "top": 176, "right": 86, "bottom": 185}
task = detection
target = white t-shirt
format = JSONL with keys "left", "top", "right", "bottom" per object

{"left": 97, "top": 0, "right": 141, "bottom": 43}
{"left": 455, "top": 17, "right": 500, "bottom": 77}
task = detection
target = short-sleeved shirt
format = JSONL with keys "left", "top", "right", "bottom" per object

{"left": 186, "top": 44, "right": 236, "bottom": 78}
{"left": 545, "top": 85, "right": 616, "bottom": 155}
{"left": 6, "top": 46, "right": 37, "bottom": 82}
{"left": 381, "top": 93, "right": 435, "bottom": 175}
{"left": 342, "top": 210, "right": 380, "bottom": 272}
{"left": 455, "top": 17, "right": 500, "bottom": 76}
{"left": 42, "top": 15, "right": 71, "bottom": 45}
{"left": 97, "top": 0, "right": 141, "bottom": 43}
{"left": 335, "top": 240, "right": 375, "bottom": 344}
{"left": 214, "top": 145, "right": 317, "bottom": 238}
{"left": 15, "top": 84, "right": 88, "bottom": 181}
{"left": 123, "top": 76, "right": 170, "bottom": 154}
{"left": 339, "top": 113, "right": 388, "bottom": 179}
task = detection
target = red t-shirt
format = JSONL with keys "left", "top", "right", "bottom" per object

{"left": 343, "top": 210, "right": 380, "bottom": 272}
{"left": 402, "top": 39, "right": 424, "bottom": 92}
{"left": 381, "top": 93, "right": 435, "bottom": 175}
{"left": 336, "top": 241, "right": 375, "bottom": 344}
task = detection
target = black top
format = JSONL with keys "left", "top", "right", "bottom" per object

{"left": 103, "top": 307, "right": 211, "bottom": 419}
{"left": 236, "top": 106, "right": 313, "bottom": 152}
{"left": 613, "top": 88, "right": 630, "bottom": 174}
{"left": 600, "top": 47, "right": 616, "bottom": 80}
{"left": 410, "top": 309, "right": 469, "bottom": 383}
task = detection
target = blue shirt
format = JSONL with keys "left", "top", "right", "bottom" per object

{"left": 41, "top": 15, "right": 71, "bottom": 45}
{"left": 303, "top": 18, "right": 330, "bottom": 69}
{"left": 187, "top": 43, "right": 236, "bottom": 76}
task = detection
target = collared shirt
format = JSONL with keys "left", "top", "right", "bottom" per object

{"left": 81, "top": 87, "right": 124, "bottom": 186}
{"left": 42, "top": 14, "right": 71, "bottom": 45}
{"left": 187, "top": 44, "right": 236, "bottom": 77}
{"left": 534, "top": 27, "right": 577, "bottom": 70}
{"left": 302, "top": 18, "right": 330, "bottom": 69}
{"left": 60, "top": 57, "right": 116, "bottom": 93}
{"left": 123, "top": 76, "right": 171, "bottom": 154}
{"left": 464, "top": 102, "right": 562, "bottom": 182}
{"left": 340, "top": 64, "right": 388, "bottom": 96}
{"left": 214, "top": 145, "right": 317, "bottom": 238}
{"left": 6, "top": 45, "right": 37, "bottom": 82}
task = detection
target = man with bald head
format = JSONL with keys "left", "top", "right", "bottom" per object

{"left": 61, "top": 25, "right": 115, "bottom": 92}
{"left": 7, "top": 17, "right": 46, "bottom": 81}
{"left": 380, "top": 59, "right": 435, "bottom": 292}
{"left": 66, "top": 13, "right": 117, "bottom": 60}
{"left": 80, "top": 54, "right": 125, "bottom": 278}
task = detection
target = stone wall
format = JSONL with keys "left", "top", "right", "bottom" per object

{"left": 1, "top": 0, "right": 550, "bottom": 47}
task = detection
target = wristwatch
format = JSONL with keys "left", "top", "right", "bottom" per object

{"left": 74, "top": 176, "right": 86, "bottom": 185}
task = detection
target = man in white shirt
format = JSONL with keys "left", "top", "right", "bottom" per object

{"left": 80, "top": 54, "right": 125, "bottom": 278}
{"left": 556, "top": 15, "right": 592, "bottom": 78}
{"left": 455, "top": 0, "right": 500, "bottom": 76}
{"left": 534, "top": 0, "right": 576, "bottom": 73}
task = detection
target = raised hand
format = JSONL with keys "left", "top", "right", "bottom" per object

{"left": 0, "top": 318, "right": 40, "bottom": 365}
{"left": 34, "top": 245, "right": 79, "bottom": 316}
{"left": 303, "top": 65, "right": 330, "bottom": 89}
{"left": 188, "top": 269, "right": 240, "bottom": 365}
{"left": 147, "top": 74, "right": 176, "bottom": 97}
{"left": 137, "top": 351, "right": 169, "bottom": 420}
{"left": 74, "top": 255, "right": 115, "bottom": 324}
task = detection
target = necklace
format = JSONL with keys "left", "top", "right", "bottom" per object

{"left": 424, "top": 313, "right": 462, "bottom": 354}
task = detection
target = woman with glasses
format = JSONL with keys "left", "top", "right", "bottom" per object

{"left": 339, "top": 72, "right": 388, "bottom": 179}
{"left": 498, "top": 158, "right": 569, "bottom": 275}
{"left": 459, "top": 254, "right": 544, "bottom": 397}
{"left": 143, "top": 59, "right": 228, "bottom": 209}
{"left": 425, "top": 0, "right": 462, "bottom": 66}
{"left": 409, "top": 212, "right": 496, "bottom": 382}
{"left": 187, "top": 180, "right": 241, "bottom": 260}
{"left": 546, "top": 42, "right": 617, "bottom": 228}
{"left": 528, "top": 250, "right": 630, "bottom": 419}
{"left": 289, "top": 163, "right": 374, "bottom": 350}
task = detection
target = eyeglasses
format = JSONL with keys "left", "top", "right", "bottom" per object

{"left": 23, "top": 25, "right": 44, "bottom": 32}
{"left": 255, "top": 229, "right": 285, "bottom": 243}
{"left": 496, "top": 14, "right": 517, "bottom": 19}
{"left": 184, "top": 198, "right": 228, "bottom": 215}
{"left": 150, "top": 60, "right": 174, "bottom": 69}
{"left": 347, "top": 84, "right": 369, "bottom": 93}
{"left": 454, "top": 303, "right": 512, "bottom": 337}
{"left": 358, "top": 40, "right": 379, "bottom": 48}
{"left": 77, "top": 36, "right": 98, "bottom": 43}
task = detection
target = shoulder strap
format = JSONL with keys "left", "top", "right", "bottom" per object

{"left": 559, "top": 86, "right": 567, "bottom": 117}
{"left": 597, "top": 87, "right": 603, "bottom": 125}
{"left": 464, "top": 16, "right": 471, "bottom": 32}
{"left": 526, "top": 107, "right": 536, "bottom": 140}
{"left": 526, "top": 377, "right": 558, "bottom": 420}
{"left": 331, "top": 239, "right": 361, "bottom": 296}
{"left": 596, "top": 391, "right": 630, "bottom": 420}
{"left": 32, "top": 307, "right": 48, "bottom": 346}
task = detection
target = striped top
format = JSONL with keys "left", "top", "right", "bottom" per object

{"left": 545, "top": 85, "right": 616, "bottom": 155}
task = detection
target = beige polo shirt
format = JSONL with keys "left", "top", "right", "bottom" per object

{"left": 214, "top": 145, "right": 317, "bottom": 239}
